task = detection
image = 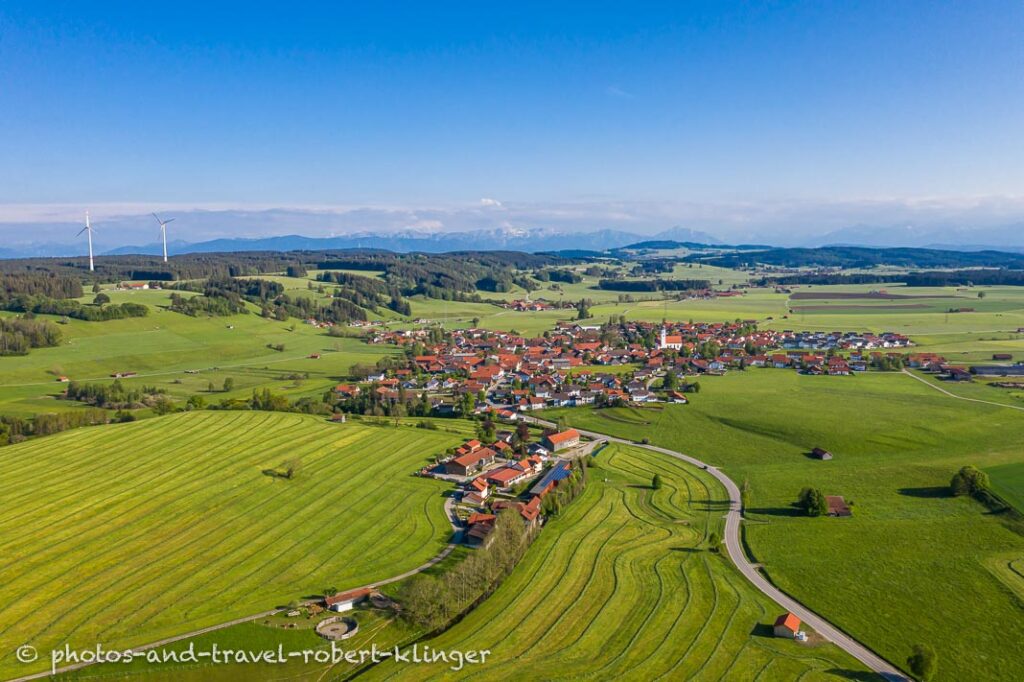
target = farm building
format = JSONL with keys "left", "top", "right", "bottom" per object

{"left": 445, "top": 447, "right": 496, "bottom": 476}
{"left": 970, "top": 365, "right": 1024, "bottom": 377}
{"left": 324, "top": 587, "right": 373, "bottom": 612}
{"left": 993, "top": 353, "right": 1013, "bottom": 361}
{"left": 465, "top": 512, "right": 497, "bottom": 547}
{"left": 529, "top": 459, "right": 574, "bottom": 497}
{"left": 826, "top": 496, "right": 852, "bottom": 517}
{"left": 773, "top": 612, "right": 801, "bottom": 639}
{"left": 811, "top": 447, "right": 833, "bottom": 460}
{"left": 544, "top": 428, "right": 581, "bottom": 452}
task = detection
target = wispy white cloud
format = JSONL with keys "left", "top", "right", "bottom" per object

{"left": 605, "top": 85, "right": 634, "bottom": 98}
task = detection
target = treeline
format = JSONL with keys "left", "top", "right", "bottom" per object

{"left": 400, "top": 510, "right": 535, "bottom": 631}
{"left": 758, "top": 268, "right": 1024, "bottom": 287}
{"left": 0, "top": 317, "right": 62, "bottom": 355}
{"left": 0, "top": 409, "right": 108, "bottom": 446}
{"left": 699, "top": 246, "right": 1024, "bottom": 270}
{"left": 321, "top": 251, "right": 567, "bottom": 299}
{"left": 1, "top": 295, "right": 148, "bottom": 321}
{"left": 0, "top": 253, "right": 309, "bottom": 282}
{"left": 1, "top": 273, "right": 83, "bottom": 299}
{"left": 597, "top": 278, "right": 710, "bottom": 292}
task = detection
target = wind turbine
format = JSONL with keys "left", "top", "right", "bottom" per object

{"left": 78, "top": 212, "right": 96, "bottom": 272}
{"left": 152, "top": 213, "right": 175, "bottom": 263}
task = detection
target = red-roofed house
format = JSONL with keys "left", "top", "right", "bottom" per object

{"left": 543, "top": 428, "right": 581, "bottom": 452}
{"left": 445, "top": 447, "right": 496, "bottom": 476}
{"left": 325, "top": 587, "right": 373, "bottom": 612}
{"left": 773, "top": 612, "right": 801, "bottom": 638}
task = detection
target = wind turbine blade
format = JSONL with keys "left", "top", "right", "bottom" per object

{"left": 164, "top": 218, "right": 175, "bottom": 224}
{"left": 77, "top": 226, "right": 88, "bottom": 236}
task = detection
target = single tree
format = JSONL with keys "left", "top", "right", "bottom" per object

{"left": 950, "top": 465, "right": 990, "bottom": 496}
{"left": 907, "top": 643, "right": 937, "bottom": 681}
{"left": 652, "top": 473, "right": 663, "bottom": 490}
{"left": 222, "top": 377, "right": 234, "bottom": 392}
{"left": 707, "top": 530, "right": 721, "bottom": 552}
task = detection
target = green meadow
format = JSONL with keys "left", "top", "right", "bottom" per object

{"left": 362, "top": 443, "right": 866, "bottom": 681}
{"left": 551, "top": 370, "right": 1024, "bottom": 681}
{"left": 0, "top": 411, "right": 461, "bottom": 678}
{"left": 0, "top": 287, "right": 399, "bottom": 416}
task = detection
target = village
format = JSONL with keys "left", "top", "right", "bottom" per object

{"left": 332, "top": 320, "right": 916, "bottom": 417}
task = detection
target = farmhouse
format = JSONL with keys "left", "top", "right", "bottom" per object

{"left": 324, "top": 587, "right": 373, "bottom": 612}
{"left": 445, "top": 446, "right": 496, "bottom": 476}
{"left": 544, "top": 428, "right": 581, "bottom": 452}
{"left": 826, "top": 496, "right": 852, "bottom": 517}
{"left": 773, "top": 612, "right": 801, "bottom": 639}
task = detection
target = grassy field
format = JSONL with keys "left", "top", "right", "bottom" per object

{"left": 0, "top": 411, "right": 463, "bottom": 678}
{"left": 361, "top": 443, "right": 867, "bottom": 681}
{"left": 550, "top": 371, "right": 1024, "bottom": 681}
{"left": 0, "top": 288, "right": 399, "bottom": 416}
{"left": 988, "top": 461, "right": 1024, "bottom": 514}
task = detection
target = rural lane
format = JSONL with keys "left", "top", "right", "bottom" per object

{"left": 523, "top": 415, "right": 909, "bottom": 682}
{"left": 6, "top": 498, "right": 462, "bottom": 682}
{"left": 903, "top": 368, "right": 1024, "bottom": 412}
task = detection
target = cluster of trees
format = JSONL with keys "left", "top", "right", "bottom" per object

{"left": 315, "top": 271, "right": 409, "bottom": 316}
{"left": 948, "top": 464, "right": 1007, "bottom": 511}
{"left": 0, "top": 409, "right": 108, "bottom": 446}
{"left": 1, "top": 294, "right": 148, "bottom": 321}
{"left": 597, "top": 278, "right": 710, "bottom": 292}
{"left": 536, "top": 269, "right": 582, "bottom": 284}
{"left": 168, "top": 292, "right": 248, "bottom": 316}
{"left": 1, "top": 273, "right": 83, "bottom": 299}
{"left": 64, "top": 380, "right": 170, "bottom": 410}
{"left": 870, "top": 354, "right": 905, "bottom": 371}
{"left": 0, "top": 317, "right": 62, "bottom": 355}
{"left": 330, "top": 384, "right": 436, "bottom": 420}
{"left": 400, "top": 510, "right": 534, "bottom": 631}
{"left": 796, "top": 487, "right": 829, "bottom": 516}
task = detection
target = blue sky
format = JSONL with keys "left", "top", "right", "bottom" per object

{"left": 1, "top": 1, "right": 1023, "bottom": 243}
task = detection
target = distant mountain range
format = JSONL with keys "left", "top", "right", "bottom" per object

{"left": 810, "top": 223, "right": 1024, "bottom": 253}
{"left": 2, "top": 218, "right": 1024, "bottom": 259}
{"left": 96, "top": 226, "right": 724, "bottom": 258}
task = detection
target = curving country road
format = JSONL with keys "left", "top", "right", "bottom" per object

{"left": 523, "top": 415, "right": 909, "bottom": 682}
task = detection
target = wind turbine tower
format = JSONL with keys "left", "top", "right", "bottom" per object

{"left": 152, "top": 213, "right": 175, "bottom": 263}
{"left": 78, "top": 212, "right": 96, "bottom": 272}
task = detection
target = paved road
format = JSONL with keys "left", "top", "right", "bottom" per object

{"left": 903, "top": 368, "right": 1024, "bottom": 412}
{"left": 522, "top": 415, "right": 908, "bottom": 682}
{"left": 7, "top": 498, "right": 462, "bottom": 682}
